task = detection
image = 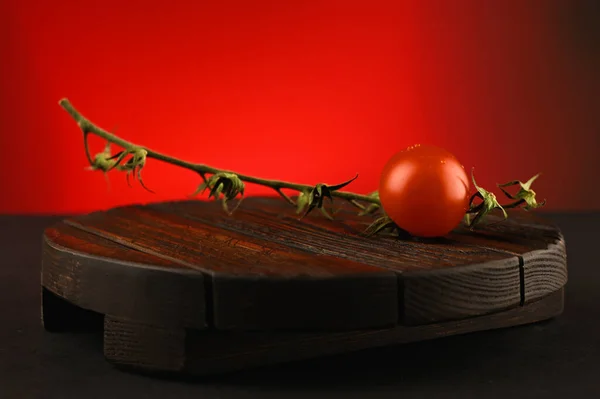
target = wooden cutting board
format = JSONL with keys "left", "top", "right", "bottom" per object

{"left": 40, "top": 196, "right": 567, "bottom": 376}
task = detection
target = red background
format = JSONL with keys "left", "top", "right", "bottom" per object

{"left": 1, "top": 0, "right": 598, "bottom": 214}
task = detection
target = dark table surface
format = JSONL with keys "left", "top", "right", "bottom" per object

{"left": 1, "top": 212, "right": 599, "bottom": 398}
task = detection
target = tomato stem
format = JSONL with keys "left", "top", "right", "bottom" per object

{"left": 59, "top": 98, "right": 379, "bottom": 216}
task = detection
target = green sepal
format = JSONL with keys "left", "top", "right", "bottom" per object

{"left": 88, "top": 144, "right": 153, "bottom": 193}
{"left": 466, "top": 168, "right": 507, "bottom": 229}
{"left": 190, "top": 172, "right": 245, "bottom": 214}
{"left": 88, "top": 142, "right": 117, "bottom": 172}
{"left": 498, "top": 173, "right": 546, "bottom": 211}
{"left": 299, "top": 174, "right": 359, "bottom": 219}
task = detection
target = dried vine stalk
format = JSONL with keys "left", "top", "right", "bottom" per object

{"left": 58, "top": 98, "right": 545, "bottom": 236}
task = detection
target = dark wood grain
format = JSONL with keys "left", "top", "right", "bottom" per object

{"left": 104, "top": 315, "right": 187, "bottom": 372}
{"left": 473, "top": 212, "right": 568, "bottom": 304}
{"left": 42, "top": 223, "right": 207, "bottom": 329}
{"left": 218, "top": 197, "right": 567, "bottom": 322}
{"left": 521, "top": 238, "right": 567, "bottom": 304}
{"left": 60, "top": 206, "right": 399, "bottom": 331}
{"left": 41, "top": 197, "right": 568, "bottom": 376}
{"left": 152, "top": 199, "right": 513, "bottom": 271}
{"left": 153, "top": 199, "right": 524, "bottom": 324}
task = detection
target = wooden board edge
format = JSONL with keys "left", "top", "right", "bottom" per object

{"left": 400, "top": 257, "right": 523, "bottom": 325}
{"left": 211, "top": 272, "right": 399, "bottom": 330}
{"left": 41, "top": 231, "right": 207, "bottom": 329}
{"left": 522, "top": 232, "right": 568, "bottom": 304}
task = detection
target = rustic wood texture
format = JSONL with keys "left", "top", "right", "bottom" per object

{"left": 40, "top": 196, "right": 568, "bottom": 376}
{"left": 42, "top": 224, "right": 207, "bottom": 329}
{"left": 57, "top": 205, "right": 398, "bottom": 331}
{"left": 104, "top": 315, "right": 187, "bottom": 372}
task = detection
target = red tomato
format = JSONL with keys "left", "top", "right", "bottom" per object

{"left": 378, "top": 144, "right": 470, "bottom": 237}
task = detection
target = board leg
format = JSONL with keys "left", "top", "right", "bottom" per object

{"left": 103, "top": 315, "right": 187, "bottom": 373}
{"left": 41, "top": 287, "right": 104, "bottom": 332}
{"left": 185, "top": 289, "right": 566, "bottom": 376}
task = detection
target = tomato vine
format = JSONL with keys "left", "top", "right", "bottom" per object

{"left": 58, "top": 98, "right": 546, "bottom": 237}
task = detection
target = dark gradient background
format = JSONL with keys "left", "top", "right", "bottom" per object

{"left": 1, "top": 0, "right": 598, "bottom": 214}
